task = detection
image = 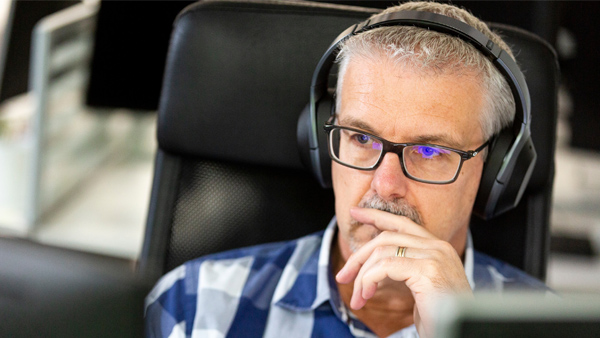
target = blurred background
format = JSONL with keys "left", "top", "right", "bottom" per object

{"left": 0, "top": 0, "right": 598, "bottom": 325}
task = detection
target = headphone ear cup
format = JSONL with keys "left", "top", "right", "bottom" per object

{"left": 297, "top": 104, "right": 313, "bottom": 172}
{"left": 297, "top": 93, "right": 334, "bottom": 188}
{"left": 473, "top": 129, "right": 514, "bottom": 219}
{"left": 494, "top": 135, "right": 536, "bottom": 215}
{"left": 315, "top": 94, "right": 334, "bottom": 188}
{"left": 474, "top": 128, "right": 537, "bottom": 219}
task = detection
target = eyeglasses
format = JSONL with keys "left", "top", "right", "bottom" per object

{"left": 324, "top": 124, "right": 489, "bottom": 184}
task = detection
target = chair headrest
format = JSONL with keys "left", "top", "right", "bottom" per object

{"left": 157, "top": 0, "right": 376, "bottom": 170}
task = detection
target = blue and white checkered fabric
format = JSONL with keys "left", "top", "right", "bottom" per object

{"left": 145, "top": 218, "right": 548, "bottom": 338}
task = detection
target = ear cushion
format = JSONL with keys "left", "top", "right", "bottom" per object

{"left": 297, "top": 94, "right": 334, "bottom": 188}
{"left": 474, "top": 129, "right": 513, "bottom": 219}
{"left": 494, "top": 135, "right": 536, "bottom": 215}
{"left": 316, "top": 95, "right": 334, "bottom": 188}
{"left": 473, "top": 127, "right": 536, "bottom": 219}
{"left": 297, "top": 104, "right": 313, "bottom": 172}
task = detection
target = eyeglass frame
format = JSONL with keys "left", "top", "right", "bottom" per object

{"left": 323, "top": 123, "right": 490, "bottom": 184}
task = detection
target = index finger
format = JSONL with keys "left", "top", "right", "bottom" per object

{"left": 349, "top": 207, "right": 436, "bottom": 239}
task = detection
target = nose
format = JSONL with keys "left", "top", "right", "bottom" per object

{"left": 371, "top": 152, "right": 409, "bottom": 201}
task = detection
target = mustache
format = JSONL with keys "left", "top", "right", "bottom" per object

{"left": 352, "top": 194, "right": 422, "bottom": 226}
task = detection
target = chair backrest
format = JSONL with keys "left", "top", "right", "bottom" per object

{"left": 139, "top": 0, "right": 559, "bottom": 283}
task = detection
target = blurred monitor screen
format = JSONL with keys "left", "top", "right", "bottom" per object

{"left": 0, "top": 1, "right": 75, "bottom": 103}
{"left": 435, "top": 293, "right": 600, "bottom": 338}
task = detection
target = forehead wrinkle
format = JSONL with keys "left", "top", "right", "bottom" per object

{"left": 342, "top": 86, "right": 394, "bottom": 118}
{"left": 388, "top": 111, "right": 465, "bottom": 148}
{"left": 337, "top": 115, "right": 378, "bottom": 134}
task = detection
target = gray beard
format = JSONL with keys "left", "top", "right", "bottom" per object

{"left": 348, "top": 194, "right": 422, "bottom": 253}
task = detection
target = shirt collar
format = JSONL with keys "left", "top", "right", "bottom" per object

{"left": 275, "top": 217, "right": 337, "bottom": 311}
{"left": 465, "top": 230, "right": 475, "bottom": 289}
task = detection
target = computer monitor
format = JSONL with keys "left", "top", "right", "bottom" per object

{"left": 435, "top": 293, "right": 600, "bottom": 338}
{"left": 0, "top": 1, "right": 75, "bottom": 103}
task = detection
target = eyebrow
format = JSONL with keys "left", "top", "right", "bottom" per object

{"left": 337, "top": 116, "right": 378, "bottom": 134}
{"left": 412, "top": 135, "right": 466, "bottom": 150}
{"left": 337, "top": 116, "right": 466, "bottom": 150}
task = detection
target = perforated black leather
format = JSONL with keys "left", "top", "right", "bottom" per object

{"left": 165, "top": 158, "right": 334, "bottom": 271}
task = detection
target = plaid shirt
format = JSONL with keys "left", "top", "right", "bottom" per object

{"left": 145, "top": 218, "right": 548, "bottom": 338}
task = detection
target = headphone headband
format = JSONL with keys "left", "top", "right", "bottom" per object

{"left": 311, "top": 11, "right": 530, "bottom": 120}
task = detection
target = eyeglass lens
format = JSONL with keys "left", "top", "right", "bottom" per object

{"left": 329, "top": 127, "right": 462, "bottom": 182}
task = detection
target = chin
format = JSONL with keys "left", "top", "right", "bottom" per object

{"left": 348, "top": 223, "right": 381, "bottom": 253}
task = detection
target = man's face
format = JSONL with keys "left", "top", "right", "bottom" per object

{"left": 332, "top": 56, "right": 486, "bottom": 260}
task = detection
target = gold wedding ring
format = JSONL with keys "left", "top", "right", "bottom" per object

{"left": 395, "top": 246, "right": 407, "bottom": 258}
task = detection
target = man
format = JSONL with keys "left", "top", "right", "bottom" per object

{"left": 145, "top": 2, "right": 548, "bottom": 337}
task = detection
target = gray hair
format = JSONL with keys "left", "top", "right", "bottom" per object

{"left": 335, "top": 1, "right": 516, "bottom": 141}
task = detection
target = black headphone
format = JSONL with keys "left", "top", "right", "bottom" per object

{"left": 297, "top": 10, "right": 536, "bottom": 220}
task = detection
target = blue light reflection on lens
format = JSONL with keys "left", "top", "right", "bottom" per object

{"left": 416, "top": 146, "right": 449, "bottom": 159}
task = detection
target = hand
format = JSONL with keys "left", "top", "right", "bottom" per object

{"left": 335, "top": 207, "right": 473, "bottom": 337}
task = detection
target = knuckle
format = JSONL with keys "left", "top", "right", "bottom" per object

{"left": 379, "top": 231, "right": 393, "bottom": 239}
{"left": 432, "top": 247, "right": 448, "bottom": 260}
{"left": 436, "top": 240, "right": 455, "bottom": 254}
{"left": 422, "top": 259, "right": 440, "bottom": 275}
{"left": 381, "top": 256, "right": 396, "bottom": 268}
{"left": 373, "top": 246, "right": 385, "bottom": 257}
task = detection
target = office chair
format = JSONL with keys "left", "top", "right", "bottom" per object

{"left": 139, "top": 0, "right": 559, "bottom": 283}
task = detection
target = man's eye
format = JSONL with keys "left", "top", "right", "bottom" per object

{"left": 353, "top": 133, "right": 371, "bottom": 144}
{"left": 416, "top": 146, "right": 448, "bottom": 159}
